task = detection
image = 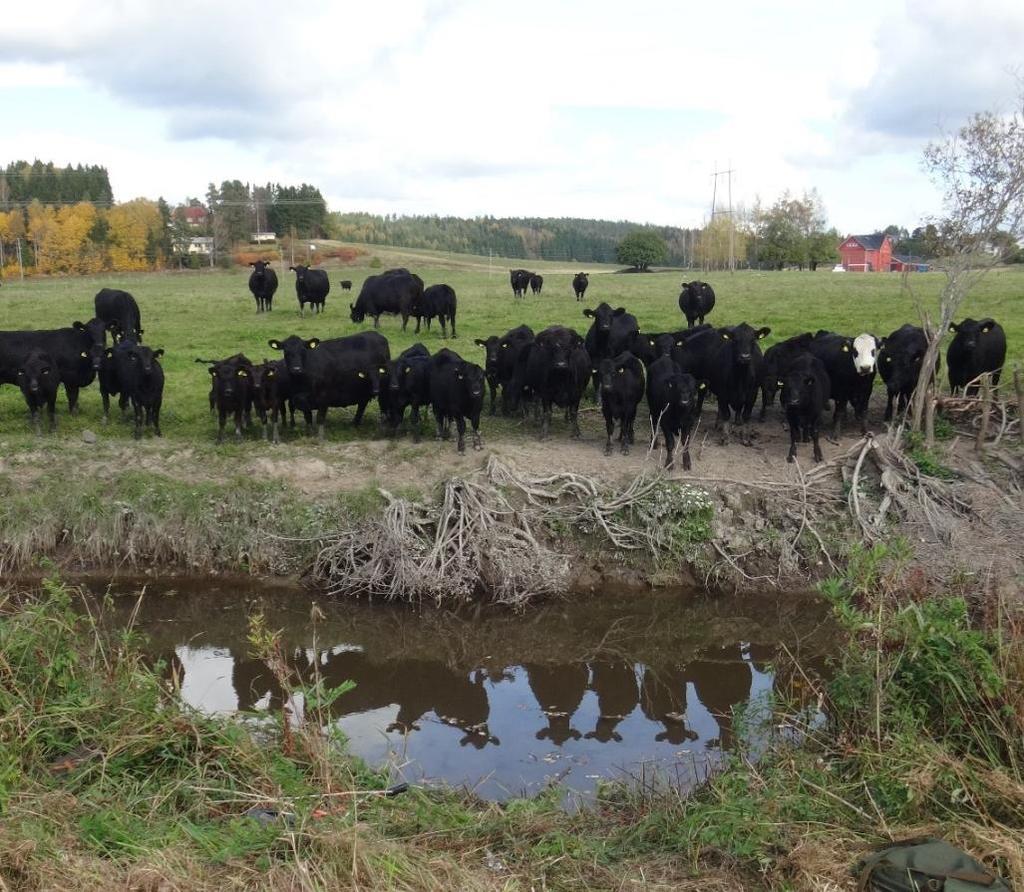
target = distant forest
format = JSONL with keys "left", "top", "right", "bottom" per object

{"left": 327, "top": 213, "right": 699, "bottom": 266}
{"left": 0, "top": 161, "right": 114, "bottom": 207}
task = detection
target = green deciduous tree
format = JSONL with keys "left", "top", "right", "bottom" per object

{"left": 616, "top": 230, "right": 667, "bottom": 271}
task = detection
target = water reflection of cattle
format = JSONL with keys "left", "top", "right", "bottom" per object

{"left": 584, "top": 661, "right": 639, "bottom": 743}
{"left": 689, "top": 644, "right": 753, "bottom": 751}
{"left": 525, "top": 663, "right": 588, "bottom": 745}
{"left": 639, "top": 666, "right": 699, "bottom": 745}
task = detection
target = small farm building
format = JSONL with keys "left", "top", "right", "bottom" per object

{"left": 838, "top": 234, "right": 893, "bottom": 272}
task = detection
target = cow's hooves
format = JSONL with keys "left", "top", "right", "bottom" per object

{"left": 787, "top": 454, "right": 795, "bottom": 463}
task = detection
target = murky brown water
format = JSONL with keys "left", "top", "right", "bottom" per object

{"left": 84, "top": 579, "right": 833, "bottom": 801}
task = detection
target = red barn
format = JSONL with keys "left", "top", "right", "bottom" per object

{"left": 838, "top": 234, "right": 893, "bottom": 272}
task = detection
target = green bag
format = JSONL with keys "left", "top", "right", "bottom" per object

{"left": 856, "top": 837, "right": 1012, "bottom": 891}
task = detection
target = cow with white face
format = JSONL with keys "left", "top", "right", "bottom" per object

{"left": 807, "top": 330, "right": 879, "bottom": 435}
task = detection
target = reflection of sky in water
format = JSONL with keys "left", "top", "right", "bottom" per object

{"left": 171, "top": 645, "right": 776, "bottom": 801}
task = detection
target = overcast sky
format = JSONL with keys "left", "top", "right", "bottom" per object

{"left": 3, "top": 0, "right": 1022, "bottom": 233}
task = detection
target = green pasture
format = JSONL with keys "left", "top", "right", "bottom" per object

{"left": 0, "top": 247, "right": 1020, "bottom": 444}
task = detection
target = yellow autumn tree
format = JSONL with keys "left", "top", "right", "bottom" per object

{"left": 107, "top": 198, "right": 163, "bottom": 271}
{"left": 0, "top": 210, "right": 26, "bottom": 276}
{"left": 26, "top": 200, "right": 59, "bottom": 273}
{"left": 49, "top": 202, "right": 105, "bottom": 274}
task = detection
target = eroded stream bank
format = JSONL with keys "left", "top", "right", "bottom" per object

{"left": 76, "top": 577, "right": 835, "bottom": 802}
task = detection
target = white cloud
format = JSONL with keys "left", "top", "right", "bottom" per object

{"left": 3, "top": 0, "right": 1021, "bottom": 231}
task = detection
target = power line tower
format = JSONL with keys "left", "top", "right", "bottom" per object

{"left": 710, "top": 161, "right": 737, "bottom": 273}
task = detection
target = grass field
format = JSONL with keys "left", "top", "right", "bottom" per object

{"left": 0, "top": 246, "right": 1021, "bottom": 445}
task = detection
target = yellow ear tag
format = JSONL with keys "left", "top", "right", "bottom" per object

{"left": 80, "top": 351, "right": 88, "bottom": 358}
{"left": 676, "top": 340, "right": 683, "bottom": 346}
{"left": 982, "top": 326, "right": 991, "bottom": 333}
{"left": 404, "top": 366, "right": 411, "bottom": 373}
{"left": 617, "top": 368, "right": 624, "bottom": 374}
{"left": 238, "top": 370, "right": 247, "bottom": 377}
{"left": 357, "top": 371, "right": 366, "bottom": 378}
{"left": 777, "top": 379, "right": 784, "bottom": 387}
{"left": 649, "top": 339, "right": 655, "bottom": 346}
{"left": 699, "top": 382, "right": 707, "bottom": 390}
{"left": 841, "top": 345, "right": 849, "bottom": 352}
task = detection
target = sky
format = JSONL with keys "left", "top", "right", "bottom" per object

{"left": 2, "top": 0, "right": 1022, "bottom": 233}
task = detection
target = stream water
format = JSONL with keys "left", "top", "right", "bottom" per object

{"left": 86, "top": 578, "right": 834, "bottom": 802}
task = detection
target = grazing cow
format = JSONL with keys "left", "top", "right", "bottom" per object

{"left": 115, "top": 342, "right": 164, "bottom": 439}
{"left": 759, "top": 332, "right": 813, "bottom": 419}
{"left": 339, "top": 279, "right": 353, "bottom": 290}
{"left": 0, "top": 319, "right": 107, "bottom": 413}
{"left": 518, "top": 326, "right": 590, "bottom": 439}
{"left": 947, "top": 318, "right": 1006, "bottom": 394}
{"left": 380, "top": 343, "right": 432, "bottom": 440}
{"left": 267, "top": 331, "right": 390, "bottom": 440}
{"left": 351, "top": 268, "right": 423, "bottom": 330}
{"left": 509, "top": 269, "right": 532, "bottom": 299}
{"left": 417, "top": 283, "right": 457, "bottom": 338}
{"left": 474, "top": 324, "right": 534, "bottom": 415}
{"left": 16, "top": 350, "right": 59, "bottom": 434}
{"left": 779, "top": 353, "right": 830, "bottom": 463}
{"left": 198, "top": 353, "right": 254, "bottom": 443}
{"left": 597, "top": 352, "right": 644, "bottom": 455}
{"left": 248, "top": 261, "right": 279, "bottom": 313}
{"left": 95, "top": 288, "right": 143, "bottom": 341}
{"left": 572, "top": 272, "right": 589, "bottom": 301}
{"left": 807, "top": 331, "right": 879, "bottom": 434}
{"left": 583, "top": 303, "right": 639, "bottom": 397}
{"left": 678, "top": 281, "right": 716, "bottom": 328}
{"left": 878, "top": 324, "right": 933, "bottom": 421}
{"left": 703, "top": 323, "right": 771, "bottom": 443}
{"left": 429, "top": 348, "right": 485, "bottom": 453}
{"left": 646, "top": 355, "right": 706, "bottom": 469}
{"left": 529, "top": 273, "right": 543, "bottom": 294}
{"left": 289, "top": 265, "right": 329, "bottom": 315}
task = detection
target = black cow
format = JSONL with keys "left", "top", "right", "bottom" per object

{"left": 509, "top": 269, "right": 532, "bottom": 299}
{"left": 626, "top": 325, "right": 713, "bottom": 366}
{"left": 16, "top": 350, "right": 59, "bottom": 434}
{"left": 198, "top": 353, "right": 253, "bottom": 443}
{"left": 646, "top": 356, "right": 706, "bottom": 469}
{"left": 947, "top": 318, "right": 1006, "bottom": 395}
{"left": 0, "top": 319, "right": 107, "bottom": 414}
{"left": 598, "top": 352, "right": 644, "bottom": 455}
{"left": 417, "top": 283, "right": 457, "bottom": 338}
{"left": 95, "top": 288, "right": 143, "bottom": 341}
{"left": 248, "top": 360, "right": 284, "bottom": 441}
{"left": 583, "top": 303, "right": 639, "bottom": 397}
{"left": 267, "top": 331, "right": 390, "bottom": 440}
{"left": 339, "top": 279, "right": 353, "bottom": 290}
{"left": 518, "top": 326, "right": 590, "bottom": 439}
{"left": 248, "top": 261, "right": 278, "bottom": 313}
{"left": 99, "top": 342, "right": 131, "bottom": 424}
{"left": 807, "top": 331, "right": 878, "bottom": 434}
{"left": 529, "top": 273, "right": 543, "bottom": 294}
{"left": 703, "top": 323, "right": 771, "bottom": 443}
{"left": 759, "top": 332, "right": 813, "bottom": 420}
{"left": 115, "top": 342, "right": 164, "bottom": 439}
{"left": 572, "top": 272, "right": 589, "bottom": 301}
{"left": 380, "top": 343, "right": 432, "bottom": 440}
{"left": 351, "top": 268, "right": 423, "bottom": 330}
{"left": 429, "top": 348, "right": 485, "bottom": 453}
{"left": 289, "top": 265, "right": 329, "bottom": 316}
{"left": 474, "top": 324, "right": 534, "bottom": 415}
{"left": 780, "top": 353, "right": 830, "bottom": 463}
{"left": 878, "top": 324, "right": 932, "bottom": 421}
{"left": 678, "top": 281, "right": 716, "bottom": 328}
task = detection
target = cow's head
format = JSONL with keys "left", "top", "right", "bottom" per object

{"left": 538, "top": 329, "right": 578, "bottom": 370}
{"left": 852, "top": 333, "right": 880, "bottom": 375}
{"left": 74, "top": 318, "right": 108, "bottom": 371}
{"left": 17, "top": 351, "right": 55, "bottom": 397}
{"left": 350, "top": 302, "right": 365, "bottom": 323}
{"left": 781, "top": 367, "right": 817, "bottom": 409}
{"left": 122, "top": 343, "right": 164, "bottom": 379}
{"left": 880, "top": 335, "right": 926, "bottom": 391}
{"left": 289, "top": 265, "right": 308, "bottom": 285}
{"left": 268, "top": 335, "right": 318, "bottom": 376}
{"left": 456, "top": 361, "right": 485, "bottom": 399}
{"left": 473, "top": 336, "right": 500, "bottom": 373}
{"left": 949, "top": 318, "right": 997, "bottom": 353}
{"left": 356, "top": 362, "right": 388, "bottom": 397}
{"left": 721, "top": 323, "right": 770, "bottom": 365}
{"left": 583, "top": 302, "right": 623, "bottom": 333}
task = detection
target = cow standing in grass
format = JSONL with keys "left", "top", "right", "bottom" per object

{"left": 429, "top": 348, "right": 485, "bottom": 453}
{"left": 598, "top": 352, "right": 644, "bottom": 455}
{"left": 248, "top": 261, "right": 279, "bottom": 313}
{"left": 116, "top": 342, "right": 165, "bottom": 439}
{"left": 16, "top": 350, "right": 59, "bottom": 434}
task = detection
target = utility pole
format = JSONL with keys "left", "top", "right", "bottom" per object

{"left": 16, "top": 237, "right": 24, "bottom": 281}
{"left": 710, "top": 161, "right": 737, "bottom": 273}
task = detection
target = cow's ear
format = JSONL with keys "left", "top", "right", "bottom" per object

{"left": 612, "top": 307, "right": 626, "bottom": 317}
{"left": 153, "top": 349, "right": 164, "bottom": 358}
{"left": 698, "top": 381, "right": 708, "bottom": 391}
{"left": 841, "top": 342, "right": 850, "bottom": 352}
{"left": 306, "top": 338, "right": 320, "bottom": 350}
{"left": 250, "top": 262, "right": 256, "bottom": 267}
{"left": 268, "top": 339, "right": 281, "bottom": 350}
{"left": 948, "top": 322, "right": 959, "bottom": 333}
{"left": 474, "top": 338, "right": 487, "bottom": 347}
{"left": 73, "top": 320, "right": 85, "bottom": 330}
{"left": 208, "top": 366, "right": 217, "bottom": 376}
{"left": 806, "top": 376, "right": 816, "bottom": 387}
{"left": 777, "top": 379, "right": 784, "bottom": 387}
{"left": 756, "top": 327, "right": 771, "bottom": 339}
{"left": 583, "top": 308, "right": 595, "bottom": 318}
{"left": 105, "top": 348, "right": 113, "bottom": 358}
{"left": 349, "top": 303, "right": 355, "bottom": 311}
{"left": 979, "top": 318, "right": 996, "bottom": 332}
{"left": 721, "top": 331, "right": 732, "bottom": 340}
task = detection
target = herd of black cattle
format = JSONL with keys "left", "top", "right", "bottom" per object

{"left": 0, "top": 264, "right": 1009, "bottom": 468}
